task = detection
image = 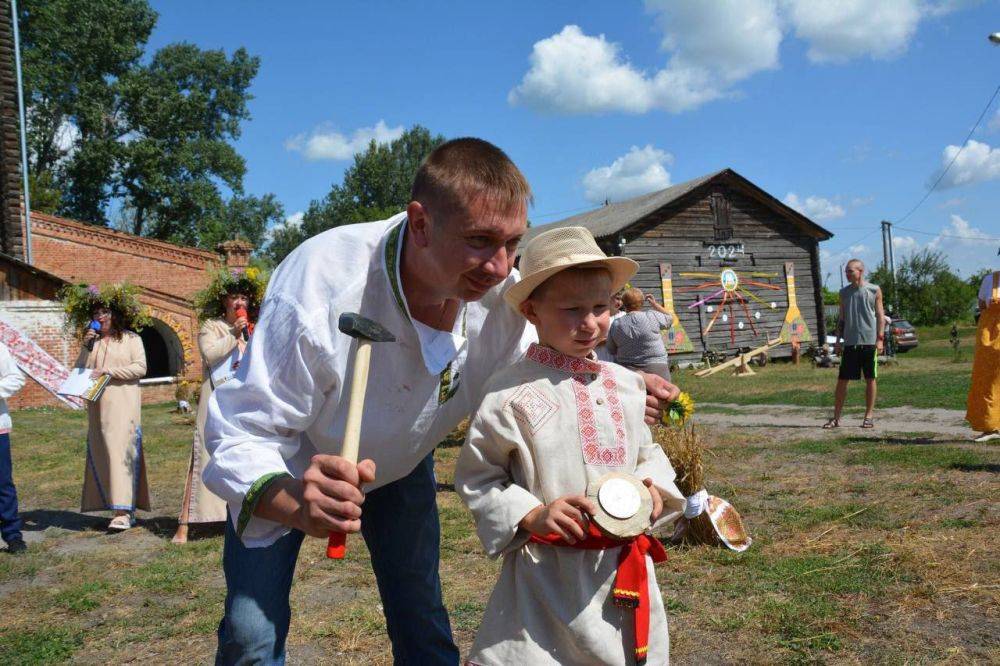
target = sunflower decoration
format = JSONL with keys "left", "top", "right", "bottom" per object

{"left": 661, "top": 391, "right": 695, "bottom": 427}
{"left": 193, "top": 266, "right": 269, "bottom": 323}
{"left": 59, "top": 282, "right": 152, "bottom": 337}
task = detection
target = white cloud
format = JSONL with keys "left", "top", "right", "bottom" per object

{"left": 782, "top": 0, "right": 922, "bottom": 63}
{"left": 850, "top": 195, "right": 875, "bottom": 208}
{"left": 892, "top": 234, "right": 919, "bottom": 254}
{"left": 987, "top": 109, "right": 1000, "bottom": 133}
{"left": 937, "top": 197, "right": 964, "bottom": 209}
{"left": 285, "top": 120, "right": 404, "bottom": 161}
{"left": 510, "top": 2, "right": 979, "bottom": 115}
{"left": 54, "top": 119, "right": 81, "bottom": 155}
{"left": 285, "top": 211, "right": 304, "bottom": 229}
{"left": 507, "top": 26, "right": 658, "bottom": 114}
{"left": 783, "top": 192, "right": 846, "bottom": 222}
{"left": 937, "top": 139, "right": 1000, "bottom": 188}
{"left": 582, "top": 145, "right": 672, "bottom": 203}
{"left": 509, "top": 1, "right": 781, "bottom": 114}
{"left": 858, "top": 214, "right": 996, "bottom": 278}
{"left": 849, "top": 244, "right": 868, "bottom": 254}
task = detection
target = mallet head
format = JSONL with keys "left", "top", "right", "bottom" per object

{"left": 338, "top": 312, "right": 395, "bottom": 343}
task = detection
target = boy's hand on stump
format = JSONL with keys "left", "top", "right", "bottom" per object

{"left": 520, "top": 495, "right": 597, "bottom": 544}
{"left": 644, "top": 478, "right": 663, "bottom": 523}
{"left": 298, "top": 455, "right": 376, "bottom": 539}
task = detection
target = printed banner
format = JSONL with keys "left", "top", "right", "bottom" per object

{"left": 0, "top": 318, "right": 82, "bottom": 409}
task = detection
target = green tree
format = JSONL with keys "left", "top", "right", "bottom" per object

{"left": 871, "top": 249, "right": 976, "bottom": 326}
{"left": 19, "top": 0, "right": 273, "bottom": 252}
{"left": 113, "top": 43, "right": 258, "bottom": 239}
{"left": 200, "top": 194, "right": 285, "bottom": 251}
{"left": 266, "top": 126, "right": 445, "bottom": 264}
{"left": 19, "top": 0, "right": 156, "bottom": 185}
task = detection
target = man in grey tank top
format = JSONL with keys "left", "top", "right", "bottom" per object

{"left": 823, "top": 259, "right": 885, "bottom": 429}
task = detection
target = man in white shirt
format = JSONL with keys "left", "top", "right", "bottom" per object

{"left": 204, "top": 138, "right": 681, "bottom": 664}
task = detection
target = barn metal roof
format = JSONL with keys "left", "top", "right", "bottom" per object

{"left": 525, "top": 168, "right": 834, "bottom": 243}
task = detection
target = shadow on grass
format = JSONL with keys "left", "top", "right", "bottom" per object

{"left": 844, "top": 435, "right": 941, "bottom": 446}
{"left": 949, "top": 462, "right": 1000, "bottom": 473}
{"left": 20, "top": 509, "right": 106, "bottom": 533}
{"left": 139, "top": 516, "right": 226, "bottom": 542}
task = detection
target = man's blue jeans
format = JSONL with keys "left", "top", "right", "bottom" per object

{"left": 0, "top": 432, "right": 23, "bottom": 545}
{"left": 215, "top": 453, "right": 458, "bottom": 665}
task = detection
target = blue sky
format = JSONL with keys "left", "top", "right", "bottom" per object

{"left": 147, "top": 1, "right": 1000, "bottom": 283}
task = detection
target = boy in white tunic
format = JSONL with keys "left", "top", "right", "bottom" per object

{"left": 456, "top": 226, "right": 686, "bottom": 665}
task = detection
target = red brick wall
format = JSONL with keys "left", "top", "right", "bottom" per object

{"left": 24, "top": 212, "right": 246, "bottom": 385}
{"left": 0, "top": 214, "right": 252, "bottom": 408}
{"left": 30, "top": 212, "right": 220, "bottom": 302}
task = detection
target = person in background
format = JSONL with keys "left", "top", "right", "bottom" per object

{"left": 64, "top": 282, "right": 150, "bottom": 531}
{"left": 823, "top": 259, "right": 884, "bottom": 429}
{"left": 606, "top": 287, "right": 673, "bottom": 380}
{"left": 173, "top": 267, "right": 267, "bottom": 544}
{"left": 594, "top": 288, "right": 625, "bottom": 362}
{"left": 967, "top": 270, "right": 1000, "bottom": 443}
{"left": 0, "top": 342, "right": 26, "bottom": 554}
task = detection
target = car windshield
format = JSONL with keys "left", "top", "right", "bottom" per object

{"left": 895, "top": 320, "right": 913, "bottom": 328}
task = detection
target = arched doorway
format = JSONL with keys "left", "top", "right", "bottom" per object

{"left": 138, "top": 318, "right": 184, "bottom": 379}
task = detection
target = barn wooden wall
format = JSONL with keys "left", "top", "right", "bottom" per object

{"left": 611, "top": 189, "right": 825, "bottom": 362}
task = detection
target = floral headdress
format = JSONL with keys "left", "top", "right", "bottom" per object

{"left": 59, "top": 282, "right": 152, "bottom": 337}
{"left": 193, "top": 266, "right": 268, "bottom": 323}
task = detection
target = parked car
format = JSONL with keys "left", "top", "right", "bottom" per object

{"left": 891, "top": 319, "right": 918, "bottom": 353}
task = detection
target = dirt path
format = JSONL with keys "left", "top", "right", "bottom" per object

{"left": 698, "top": 403, "right": 973, "bottom": 440}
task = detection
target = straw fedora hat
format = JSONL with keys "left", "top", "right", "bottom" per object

{"left": 505, "top": 226, "right": 638, "bottom": 310}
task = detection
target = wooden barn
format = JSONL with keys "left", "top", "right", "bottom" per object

{"left": 524, "top": 168, "right": 834, "bottom": 363}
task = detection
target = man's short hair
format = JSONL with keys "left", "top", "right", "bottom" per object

{"left": 847, "top": 258, "right": 865, "bottom": 271}
{"left": 411, "top": 138, "right": 533, "bottom": 219}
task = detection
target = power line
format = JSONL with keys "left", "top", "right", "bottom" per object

{"left": 532, "top": 202, "right": 602, "bottom": 221}
{"left": 894, "top": 83, "right": 1000, "bottom": 225}
{"left": 893, "top": 223, "right": 1000, "bottom": 243}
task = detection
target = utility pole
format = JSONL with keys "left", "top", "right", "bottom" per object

{"left": 11, "top": 0, "right": 33, "bottom": 264}
{"left": 880, "top": 221, "right": 892, "bottom": 273}
{"left": 881, "top": 220, "right": 900, "bottom": 314}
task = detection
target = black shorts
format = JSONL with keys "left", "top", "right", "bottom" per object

{"left": 839, "top": 345, "right": 877, "bottom": 381}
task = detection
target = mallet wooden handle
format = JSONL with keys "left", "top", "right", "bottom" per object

{"left": 327, "top": 338, "right": 372, "bottom": 559}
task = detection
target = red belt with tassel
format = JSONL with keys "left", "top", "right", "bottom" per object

{"left": 529, "top": 523, "right": 667, "bottom": 664}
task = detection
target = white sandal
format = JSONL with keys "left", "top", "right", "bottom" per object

{"left": 108, "top": 514, "right": 134, "bottom": 531}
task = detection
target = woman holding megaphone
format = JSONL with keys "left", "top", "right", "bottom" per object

{"left": 173, "top": 268, "right": 267, "bottom": 544}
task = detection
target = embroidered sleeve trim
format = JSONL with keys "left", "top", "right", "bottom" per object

{"left": 237, "top": 472, "right": 292, "bottom": 537}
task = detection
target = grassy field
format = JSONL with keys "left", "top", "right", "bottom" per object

{"left": 684, "top": 324, "right": 977, "bottom": 411}
{"left": 1, "top": 388, "right": 997, "bottom": 663}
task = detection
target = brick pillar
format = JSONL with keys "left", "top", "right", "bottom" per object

{"left": 217, "top": 240, "right": 252, "bottom": 270}
{"left": 0, "top": 2, "right": 26, "bottom": 261}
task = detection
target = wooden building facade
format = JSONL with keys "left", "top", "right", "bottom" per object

{"left": 525, "top": 169, "right": 833, "bottom": 363}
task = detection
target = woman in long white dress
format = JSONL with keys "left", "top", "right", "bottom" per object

{"left": 78, "top": 305, "right": 149, "bottom": 530}
{"left": 172, "top": 293, "right": 251, "bottom": 543}
{"left": 172, "top": 267, "right": 265, "bottom": 544}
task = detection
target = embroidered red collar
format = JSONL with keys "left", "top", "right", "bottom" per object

{"left": 526, "top": 343, "right": 602, "bottom": 375}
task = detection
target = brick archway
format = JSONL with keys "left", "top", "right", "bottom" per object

{"left": 145, "top": 309, "right": 194, "bottom": 378}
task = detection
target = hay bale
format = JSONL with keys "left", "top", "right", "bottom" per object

{"left": 650, "top": 423, "right": 704, "bottom": 497}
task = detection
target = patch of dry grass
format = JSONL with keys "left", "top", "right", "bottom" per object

{"left": 1, "top": 404, "right": 997, "bottom": 663}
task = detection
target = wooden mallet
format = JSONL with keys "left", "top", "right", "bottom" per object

{"left": 326, "top": 312, "right": 395, "bottom": 559}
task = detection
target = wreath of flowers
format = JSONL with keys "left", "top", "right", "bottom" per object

{"left": 193, "top": 266, "right": 268, "bottom": 323}
{"left": 59, "top": 282, "right": 152, "bottom": 337}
